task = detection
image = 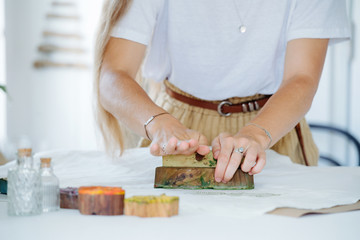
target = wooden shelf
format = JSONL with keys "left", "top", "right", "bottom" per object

{"left": 43, "top": 31, "right": 82, "bottom": 39}
{"left": 33, "top": 60, "right": 88, "bottom": 69}
{"left": 46, "top": 14, "right": 80, "bottom": 20}
{"left": 52, "top": 1, "right": 76, "bottom": 7}
{"left": 38, "top": 44, "right": 85, "bottom": 54}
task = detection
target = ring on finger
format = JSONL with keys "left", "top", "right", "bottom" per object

{"left": 249, "top": 161, "right": 257, "bottom": 167}
{"left": 161, "top": 144, "right": 167, "bottom": 155}
{"left": 234, "top": 146, "right": 246, "bottom": 154}
{"left": 234, "top": 145, "right": 249, "bottom": 154}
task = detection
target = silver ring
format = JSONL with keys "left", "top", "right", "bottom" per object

{"left": 234, "top": 147, "right": 245, "bottom": 154}
{"left": 161, "top": 144, "right": 167, "bottom": 155}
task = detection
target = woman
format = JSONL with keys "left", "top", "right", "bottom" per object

{"left": 94, "top": 0, "right": 350, "bottom": 183}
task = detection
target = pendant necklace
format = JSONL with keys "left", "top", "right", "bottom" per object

{"left": 232, "top": 0, "right": 252, "bottom": 33}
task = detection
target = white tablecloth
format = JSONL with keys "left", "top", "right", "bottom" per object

{"left": 0, "top": 148, "right": 359, "bottom": 240}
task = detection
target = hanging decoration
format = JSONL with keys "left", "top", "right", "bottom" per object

{"left": 33, "top": 0, "right": 88, "bottom": 69}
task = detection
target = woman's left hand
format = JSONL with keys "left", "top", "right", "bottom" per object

{"left": 211, "top": 128, "right": 268, "bottom": 183}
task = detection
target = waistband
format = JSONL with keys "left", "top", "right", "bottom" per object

{"left": 164, "top": 80, "right": 271, "bottom": 116}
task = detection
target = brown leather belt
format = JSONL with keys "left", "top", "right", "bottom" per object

{"left": 165, "top": 85, "right": 271, "bottom": 116}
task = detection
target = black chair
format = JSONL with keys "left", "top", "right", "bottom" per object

{"left": 309, "top": 123, "right": 360, "bottom": 166}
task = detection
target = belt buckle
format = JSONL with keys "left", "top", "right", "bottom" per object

{"left": 217, "top": 101, "right": 232, "bottom": 116}
{"left": 243, "top": 101, "right": 259, "bottom": 113}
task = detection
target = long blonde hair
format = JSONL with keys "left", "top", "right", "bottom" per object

{"left": 94, "top": 0, "right": 132, "bottom": 154}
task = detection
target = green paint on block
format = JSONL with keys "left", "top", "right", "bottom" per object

{"left": 200, "top": 176, "right": 211, "bottom": 187}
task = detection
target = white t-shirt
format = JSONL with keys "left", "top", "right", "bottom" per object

{"left": 111, "top": 0, "right": 350, "bottom": 100}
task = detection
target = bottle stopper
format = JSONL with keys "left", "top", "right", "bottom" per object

{"left": 40, "top": 158, "right": 51, "bottom": 168}
{"left": 18, "top": 148, "right": 32, "bottom": 157}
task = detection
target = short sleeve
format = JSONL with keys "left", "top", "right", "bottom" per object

{"left": 110, "top": 0, "right": 164, "bottom": 45}
{"left": 287, "top": 0, "right": 351, "bottom": 44}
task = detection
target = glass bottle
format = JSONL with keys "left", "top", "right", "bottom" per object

{"left": 40, "top": 158, "right": 60, "bottom": 212}
{"left": 7, "top": 148, "right": 42, "bottom": 216}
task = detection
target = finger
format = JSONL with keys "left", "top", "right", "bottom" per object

{"left": 223, "top": 151, "right": 242, "bottom": 183}
{"left": 198, "top": 134, "right": 208, "bottom": 146}
{"left": 211, "top": 136, "right": 221, "bottom": 159}
{"left": 196, "top": 133, "right": 210, "bottom": 156}
{"left": 196, "top": 145, "right": 211, "bottom": 156}
{"left": 175, "top": 140, "right": 190, "bottom": 153}
{"left": 214, "top": 136, "right": 233, "bottom": 182}
{"left": 173, "top": 139, "right": 198, "bottom": 155}
{"left": 186, "top": 139, "right": 199, "bottom": 153}
{"left": 249, "top": 151, "right": 266, "bottom": 175}
{"left": 164, "top": 137, "right": 178, "bottom": 155}
{"left": 212, "top": 133, "right": 231, "bottom": 159}
{"left": 241, "top": 147, "right": 258, "bottom": 172}
{"left": 150, "top": 143, "right": 161, "bottom": 156}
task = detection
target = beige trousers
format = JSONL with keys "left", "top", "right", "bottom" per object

{"left": 141, "top": 81, "right": 319, "bottom": 166}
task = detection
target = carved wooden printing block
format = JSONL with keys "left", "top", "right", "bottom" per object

{"left": 155, "top": 152, "right": 254, "bottom": 190}
{"left": 125, "top": 194, "right": 179, "bottom": 217}
{"left": 60, "top": 187, "right": 79, "bottom": 209}
{"left": 78, "top": 186, "right": 125, "bottom": 215}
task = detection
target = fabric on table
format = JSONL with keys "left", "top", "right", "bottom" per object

{"left": 1, "top": 148, "right": 358, "bottom": 219}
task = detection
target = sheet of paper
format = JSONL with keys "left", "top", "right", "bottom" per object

{"left": 268, "top": 200, "right": 360, "bottom": 217}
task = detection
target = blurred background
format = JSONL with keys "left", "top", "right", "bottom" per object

{"left": 0, "top": 0, "right": 359, "bottom": 166}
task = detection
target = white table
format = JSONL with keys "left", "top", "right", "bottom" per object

{"left": 0, "top": 148, "right": 359, "bottom": 240}
{"left": 0, "top": 198, "right": 359, "bottom": 240}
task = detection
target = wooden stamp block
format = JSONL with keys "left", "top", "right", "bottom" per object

{"left": 78, "top": 186, "right": 125, "bottom": 215}
{"left": 125, "top": 195, "right": 179, "bottom": 217}
{"left": 60, "top": 187, "right": 79, "bottom": 209}
{"left": 154, "top": 167, "right": 254, "bottom": 190}
{"left": 162, "top": 152, "right": 217, "bottom": 168}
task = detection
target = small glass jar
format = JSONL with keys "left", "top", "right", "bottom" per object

{"left": 7, "top": 148, "right": 42, "bottom": 216}
{"left": 40, "top": 158, "right": 60, "bottom": 212}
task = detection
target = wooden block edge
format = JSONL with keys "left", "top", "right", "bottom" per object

{"left": 154, "top": 167, "right": 254, "bottom": 190}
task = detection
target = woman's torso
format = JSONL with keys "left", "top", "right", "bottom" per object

{"left": 111, "top": 0, "right": 349, "bottom": 100}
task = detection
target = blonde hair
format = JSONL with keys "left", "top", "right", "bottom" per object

{"left": 94, "top": 0, "right": 132, "bottom": 154}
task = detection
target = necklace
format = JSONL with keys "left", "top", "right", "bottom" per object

{"left": 232, "top": 0, "right": 251, "bottom": 33}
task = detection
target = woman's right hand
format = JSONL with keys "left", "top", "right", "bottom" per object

{"left": 146, "top": 113, "right": 210, "bottom": 156}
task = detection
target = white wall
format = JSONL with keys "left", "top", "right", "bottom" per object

{"left": 306, "top": 0, "right": 360, "bottom": 166}
{"left": 0, "top": 0, "right": 6, "bottom": 146}
{"left": 4, "top": 0, "right": 103, "bottom": 159}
